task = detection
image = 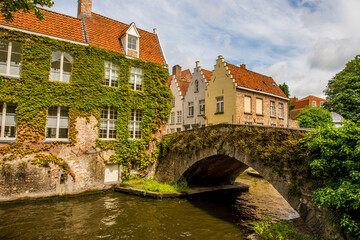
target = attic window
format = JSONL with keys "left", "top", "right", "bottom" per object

{"left": 128, "top": 36, "right": 137, "bottom": 51}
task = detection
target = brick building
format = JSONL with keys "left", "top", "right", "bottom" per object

{"left": 206, "top": 56, "right": 289, "bottom": 127}
{"left": 290, "top": 96, "right": 326, "bottom": 120}
{"left": 0, "top": 0, "right": 170, "bottom": 201}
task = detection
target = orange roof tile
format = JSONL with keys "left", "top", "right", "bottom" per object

{"left": 177, "top": 80, "right": 190, "bottom": 98}
{"left": 225, "top": 62, "right": 287, "bottom": 98}
{"left": 201, "top": 69, "right": 212, "bottom": 83}
{"left": 290, "top": 95, "right": 326, "bottom": 110}
{"left": 0, "top": 9, "right": 85, "bottom": 43}
{"left": 83, "top": 13, "right": 165, "bottom": 65}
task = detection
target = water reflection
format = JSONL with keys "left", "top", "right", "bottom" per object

{"left": 0, "top": 174, "right": 298, "bottom": 240}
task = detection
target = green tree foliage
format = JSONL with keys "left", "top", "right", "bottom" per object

{"left": 301, "top": 121, "right": 360, "bottom": 238}
{"left": 296, "top": 107, "right": 333, "bottom": 128}
{"left": 279, "top": 82, "right": 290, "bottom": 98}
{"left": 324, "top": 55, "right": 360, "bottom": 123}
{"left": 0, "top": 0, "right": 54, "bottom": 22}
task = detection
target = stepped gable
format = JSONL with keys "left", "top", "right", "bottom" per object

{"left": 0, "top": 8, "right": 85, "bottom": 43}
{"left": 225, "top": 62, "right": 287, "bottom": 98}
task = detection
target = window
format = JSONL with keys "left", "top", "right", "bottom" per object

{"left": 271, "top": 123, "right": 276, "bottom": 127}
{"left": 130, "top": 66, "right": 143, "bottom": 90}
{"left": 199, "top": 100, "right": 205, "bottom": 115}
{"left": 194, "top": 80, "right": 199, "bottom": 92}
{"left": 172, "top": 97, "right": 175, "bottom": 108}
{"left": 320, "top": 101, "right": 324, "bottom": 107}
{"left": 128, "top": 36, "right": 138, "bottom": 51}
{"left": 0, "top": 40, "right": 22, "bottom": 77}
{"left": 170, "top": 112, "right": 175, "bottom": 124}
{"left": 130, "top": 161, "right": 139, "bottom": 173}
{"left": 100, "top": 107, "right": 117, "bottom": 139}
{"left": 256, "top": 98, "right": 263, "bottom": 115}
{"left": 50, "top": 51, "right": 73, "bottom": 82}
{"left": 270, "top": 101, "right": 275, "bottom": 117}
{"left": 46, "top": 106, "right": 69, "bottom": 139}
{"left": 245, "top": 122, "right": 252, "bottom": 125}
{"left": 0, "top": 103, "right": 16, "bottom": 139}
{"left": 244, "top": 96, "right": 251, "bottom": 113}
{"left": 129, "top": 110, "right": 142, "bottom": 139}
{"left": 216, "top": 96, "right": 224, "bottom": 113}
{"left": 312, "top": 101, "right": 316, "bottom": 107}
{"left": 176, "top": 128, "right": 181, "bottom": 132}
{"left": 188, "top": 102, "right": 194, "bottom": 116}
{"left": 279, "top": 103, "right": 284, "bottom": 119}
{"left": 104, "top": 60, "right": 119, "bottom": 87}
{"left": 176, "top": 111, "right": 182, "bottom": 124}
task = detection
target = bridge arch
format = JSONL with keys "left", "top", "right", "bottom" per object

{"left": 155, "top": 125, "right": 332, "bottom": 237}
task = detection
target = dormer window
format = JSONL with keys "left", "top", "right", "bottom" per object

{"left": 128, "top": 36, "right": 137, "bottom": 51}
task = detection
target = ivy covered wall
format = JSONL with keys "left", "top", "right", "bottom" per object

{"left": 0, "top": 28, "right": 172, "bottom": 180}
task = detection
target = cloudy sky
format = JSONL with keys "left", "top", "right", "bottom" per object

{"left": 45, "top": 0, "right": 360, "bottom": 98}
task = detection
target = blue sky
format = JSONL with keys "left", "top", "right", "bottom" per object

{"left": 45, "top": 0, "right": 360, "bottom": 98}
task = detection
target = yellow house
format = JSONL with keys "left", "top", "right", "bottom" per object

{"left": 206, "top": 56, "right": 289, "bottom": 127}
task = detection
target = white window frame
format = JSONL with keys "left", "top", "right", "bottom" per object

{"left": 129, "top": 110, "right": 142, "bottom": 139}
{"left": 176, "top": 111, "right": 182, "bottom": 124}
{"left": 130, "top": 66, "right": 143, "bottom": 91}
{"left": 104, "top": 60, "right": 119, "bottom": 87}
{"left": 0, "top": 41, "right": 22, "bottom": 78}
{"left": 100, "top": 107, "right": 117, "bottom": 140}
{"left": 312, "top": 101, "right": 317, "bottom": 107}
{"left": 170, "top": 112, "right": 175, "bottom": 124}
{"left": 320, "top": 101, "right": 324, "bottom": 108}
{"left": 199, "top": 99, "right": 205, "bottom": 115}
{"left": 216, "top": 96, "right": 224, "bottom": 113}
{"left": 270, "top": 101, "right": 275, "bottom": 117}
{"left": 279, "top": 103, "right": 284, "bottom": 119}
{"left": 46, "top": 106, "right": 69, "bottom": 140}
{"left": 128, "top": 35, "right": 138, "bottom": 51}
{"left": 0, "top": 103, "right": 16, "bottom": 140}
{"left": 50, "top": 51, "right": 73, "bottom": 82}
{"left": 188, "top": 102, "right": 194, "bottom": 116}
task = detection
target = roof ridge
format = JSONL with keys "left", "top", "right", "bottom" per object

{"left": 38, "top": 7, "right": 82, "bottom": 21}
{"left": 225, "top": 61, "right": 272, "bottom": 79}
{"left": 90, "top": 12, "right": 156, "bottom": 35}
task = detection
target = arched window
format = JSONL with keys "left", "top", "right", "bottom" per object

{"left": 195, "top": 80, "right": 199, "bottom": 92}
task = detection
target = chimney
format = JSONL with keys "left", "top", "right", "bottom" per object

{"left": 78, "top": 0, "right": 92, "bottom": 19}
{"left": 240, "top": 64, "right": 246, "bottom": 69}
{"left": 195, "top": 61, "right": 200, "bottom": 68}
{"left": 172, "top": 65, "right": 181, "bottom": 80}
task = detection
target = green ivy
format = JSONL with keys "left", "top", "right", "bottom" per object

{"left": 0, "top": 28, "right": 172, "bottom": 178}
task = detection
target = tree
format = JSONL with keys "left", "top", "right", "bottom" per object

{"left": 279, "top": 82, "right": 289, "bottom": 98}
{"left": 0, "top": 0, "right": 54, "bottom": 22}
{"left": 296, "top": 106, "right": 333, "bottom": 128}
{"left": 324, "top": 55, "right": 360, "bottom": 123}
{"left": 301, "top": 121, "right": 360, "bottom": 238}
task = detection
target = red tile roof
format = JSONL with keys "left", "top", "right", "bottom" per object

{"left": 0, "top": 9, "right": 165, "bottom": 65}
{"left": 202, "top": 69, "right": 212, "bottom": 83}
{"left": 290, "top": 95, "right": 326, "bottom": 110}
{"left": 0, "top": 9, "right": 85, "bottom": 43}
{"left": 168, "top": 69, "right": 191, "bottom": 97}
{"left": 225, "top": 62, "right": 287, "bottom": 98}
{"left": 83, "top": 13, "right": 165, "bottom": 65}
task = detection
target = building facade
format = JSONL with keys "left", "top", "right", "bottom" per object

{"left": 290, "top": 96, "right": 327, "bottom": 120}
{"left": 167, "top": 65, "right": 191, "bottom": 133}
{"left": 206, "top": 56, "right": 289, "bottom": 127}
{"left": 183, "top": 61, "right": 212, "bottom": 130}
{"left": 0, "top": 0, "right": 171, "bottom": 201}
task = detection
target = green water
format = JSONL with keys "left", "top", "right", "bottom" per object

{"left": 0, "top": 175, "right": 298, "bottom": 240}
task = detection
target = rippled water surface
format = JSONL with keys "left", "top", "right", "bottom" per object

{"left": 0, "top": 174, "right": 298, "bottom": 240}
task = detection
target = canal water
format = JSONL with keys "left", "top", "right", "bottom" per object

{"left": 0, "top": 174, "right": 298, "bottom": 240}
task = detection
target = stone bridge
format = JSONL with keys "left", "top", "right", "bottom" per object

{"left": 155, "top": 124, "right": 333, "bottom": 237}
